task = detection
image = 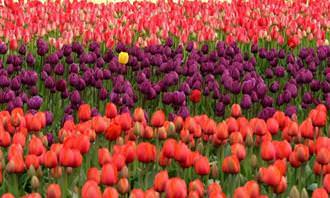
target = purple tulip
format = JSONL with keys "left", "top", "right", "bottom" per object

{"left": 27, "top": 95, "right": 43, "bottom": 109}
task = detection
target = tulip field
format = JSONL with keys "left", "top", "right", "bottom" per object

{"left": 1, "top": 0, "right": 330, "bottom": 197}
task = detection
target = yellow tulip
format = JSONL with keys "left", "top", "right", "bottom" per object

{"left": 118, "top": 52, "right": 129, "bottom": 65}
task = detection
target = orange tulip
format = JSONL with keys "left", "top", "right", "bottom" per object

{"left": 231, "top": 143, "right": 246, "bottom": 161}
{"left": 194, "top": 156, "right": 210, "bottom": 175}
{"left": 207, "top": 182, "right": 222, "bottom": 195}
{"left": 289, "top": 152, "right": 302, "bottom": 168}
{"left": 165, "top": 178, "right": 187, "bottom": 198}
{"left": 300, "top": 118, "right": 314, "bottom": 139}
{"left": 133, "top": 107, "right": 146, "bottom": 122}
{"left": 25, "top": 154, "right": 40, "bottom": 169}
{"left": 103, "top": 187, "right": 119, "bottom": 198}
{"left": 260, "top": 141, "right": 276, "bottom": 161}
{"left": 105, "top": 103, "right": 117, "bottom": 119}
{"left": 231, "top": 104, "right": 242, "bottom": 118}
{"left": 130, "top": 189, "right": 145, "bottom": 198}
{"left": 244, "top": 180, "right": 259, "bottom": 197}
{"left": 78, "top": 104, "right": 91, "bottom": 122}
{"left": 12, "top": 132, "right": 26, "bottom": 147}
{"left": 81, "top": 180, "right": 102, "bottom": 198}
{"left": 144, "top": 188, "right": 160, "bottom": 198}
{"left": 294, "top": 144, "right": 310, "bottom": 162}
{"left": 311, "top": 188, "right": 328, "bottom": 198}
{"left": 154, "top": 170, "right": 169, "bottom": 192}
{"left": 92, "top": 116, "right": 109, "bottom": 133}
{"left": 273, "top": 159, "right": 287, "bottom": 176}
{"left": 274, "top": 176, "right": 287, "bottom": 194}
{"left": 215, "top": 122, "right": 228, "bottom": 140}
{"left": 87, "top": 167, "right": 101, "bottom": 184}
{"left": 323, "top": 174, "right": 330, "bottom": 193}
{"left": 273, "top": 140, "right": 292, "bottom": 160}
{"left": 105, "top": 122, "right": 122, "bottom": 141}
{"left": 316, "top": 148, "right": 330, "bottom": 165}
{"left": 151, "top": 110, "right": 166, "bottom": 127}
{"left": 222, "top": 155, "right": 240, "bottom": 174}
{"left": 28, "top": 136, "right": 45, "bottom": 156}
{"left": 174, "top": 141, "right": 190, "bottom": 163}
{"left": 259, "top": 166, "right": 282, "bottom": 187}
{"left": 233, "top": 187, "right": 249, "bottom": 198}
{"left": 1, "top": 193, "right": 15, "bottom": 198}
{"left": 189, "top": 179, "right": 204, "bottom": 197}
{"left": 0, "top": 131, "right": 11, "bottom": 147}
{"left": 7, "top": 155, "right": 25, "bottom": 173}
{"left": 267, "top": 118, "right": 279, "bottom": 135}
{"left": 101, "top": 163, "right": 118, "bottom": 186}
{"left": 116, "top": 113, "right": 133, "bottom": 131}
{"left": 47, "top": 184, "right": 61, "bottom": 198}
{"left": 310, "top": 109, "right": 326, "bottom": 127}
{"left": 117, "top": 177, "right": 130, "bottom": 194}
{"left": 59, "top": 147, "right": 74, "bottom": 167}
{"left": 136, "top": 142, "right": 156, "bottom": 163}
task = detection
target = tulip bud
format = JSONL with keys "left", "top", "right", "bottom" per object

{"left": 157, "top": 127, "right": 167, "bottom": 140}
{"left": 166, "top": 121, "right": 176, "bottom": 137}
{"left": 245, "top": 133, "right": 254, "bottom": 146}
{"left": 31, "top": 176, "right": 40, "bottom": 190}
{"left": 117, "top": 178, "right": 130, "bottom": 194}
{"left": 289, "top": 186, "right": 300, "bottom": 198}
{"left": 300, "top": 188, "right": 308, "bottom": 198}
{"left": 73, "top": 186, "right": 80, "bottom": 194}
{"left": 211, "top": 163, "right": 219, "bottom": 179}
{"left": 133, "top": 122, "right": 143, "bottom": 137}
{"left": 116, "top": 137, "right": 124, "bottom": 146}
{"left": 250, "top": 154, "right": 258, "bottom": 168}
{"left": 66, "top": 167, "right": 73, "bottom": 174}
{"left": 6, "top": 160, "right": 15, "bottom": 173}
{"left": 36, "top": 167, "right": 43, "bottom": 177}
{"left": 120, "top": 166, "right": 129, "bottom": 178}
{"left": 51, "top": 167, "right": 62, "bottom": 178}
{"left": 196, "top": 141, "right": 204, "bottom": 153}
{"left": 27, "top": 165, "right": 36, "bottom": 177}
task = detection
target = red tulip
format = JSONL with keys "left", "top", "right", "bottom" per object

{"left": 324, "top": 174, "right": 330, "bottom": 193}
{"left": 154, "top": 170, "right": 169, "bottom": 192}
{"left": 222, "top": 155, "right": 240, "bottom": 174}
{"left": 190, "top": 89, "right": 202, "bottom": 103}
{"left": 101, "top": 163, "right": 118, "bottom": 186}
{"left": 151, "top": 110, "right": 166, "bottom": 127}
{"left": 259, "top": 166, "right": 282, "bottom": 187}
{"left": 81, "top": 180, "right": 102, "bottom": 198}
{"left": 103, "top": 187, "right": 119, "bottom": 198}
{"left": 165, "top": 178, "right": 187, "bottom": 198}
{"left": 194, "top": 156, "right": 210, "bottom": 175}
{"left": 78, "top": 104, "right": 91, "bottom": 122}
{"left": 105, "top": 103, "right": 117, "bottom": 119}
{"left": 47, "top": 184, "right": 61, "bottom": 198}
{"left": 87, "top": 167, "right": 101, "bottom": 184}
{"left": 136, "top": 142, "right": 156, "bottom": 163}
{"left": 260, "top": 141, "right": 276, "bottom": 161}
{"left": 312, "top": 188, "right": 328, "bottom": 198}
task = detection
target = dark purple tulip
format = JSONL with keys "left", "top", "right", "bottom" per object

{"left": 286, "top": 83, "right": 297, "bottom": 97}
{"left": 256, "top": 83, "right": 267, "bottom": 98}
{"left": 0, "top": 43, "right": 8, "bottom": 54}
{"left": 13, "top": 97, "right": 23, "bottom": 108}
{"left": 55, "top": 79, "right": 67, "bottom": 92}
{"left": 65, "top": 55, "right": 74, "bottom": 64}
{"left": 270, "top": 81, "right": 280, "bottom": 93}
{"left": 46, "top": 53, "right": 59, "bottom": 65}
{"left": 215, "top": 102, "right": 225, "bottom": 117}
{"left": 285, "top": 105, "right": 297, "bottom": 117}
{"left": 42, "top": 63, "right": 52, "bottom": 74}
{"left": 223, "top": 94, "right": 231, "bottom": 105}
{"left": 24, "top": 55, "right": 35, "bottom": 68}
{"left": 46, "top": 133, "right": 54, "bottom": 146}
{"left": 186, "top": 41, "right": 194, "bottom": 52}
{"left": 0, "top": 75, "right": 10, "bottom": 88}
{"left": 70, "top": 90, "right": 81, "bottom": 104}
{"left": 27, "top": 95, "right": 43, "bottom": 109}
{"left": 54, "top": 63, "right": 65, "bottom": 75}
{"left": 45, "top": 111, "right": 54, "bottom": 126}
{"left": 18, "top": 44, "right": 26, "bottom": 55}
{"left": 91, "top": 107, "right": 101, "bottom": 117}
{"left": 6, "top": 102, "right": 14, "bottom": 112}
{"left": 278, "top": 49, "right": 286, "bottom": 59}
{"left": 258, "top": 107, "right": 276, "bottom": 120}
{"left": 201, "top": 44, "right": 209, "bottom": 54}
{"left": 61, "top": 89, "right": 69, "bottom": 99}
{"left": 165, "top": 37, "right": 174, "bottom": 47}
{"left": 230, "top": 81, "right": 241, "bottom": 94}
{"left": 103, "top": 69, "right": 111, "bottom": 80}
{"left": 63, "top": 44, "right": 72, "bottom": 56}
{"left": 262, "top": 96, "right": 274, "bottom": 107}
{"left": 251, "top": 44, "right": 258, "bottom": 54}
{"left": 177, "top": 106, "right": 190, "bottom": 118}
{"left": 322, "top": 81, "right": 330, "bottom": 93}
{"left": 99, "top": 87, "right": 108, "bottom": 101}
{"left": 265, "top": 68, "right": 273, "bottom": 79}
{"left": 310, "top": 79, "right": 321, "bottom": 92}
{"left": 240, "top": 94, "right": 252, "bottom": 109}
{"left": 29, "top": 86, "right": 38, "bottom": 96}
{"left": 45, "top": 76, "right": 55, "bottom": 89}
{"left": 303, "top": 92, "right": 313, "bottom": 104}
{"left": 162, "top": 92, "right": 173, "bottom": 105}
{"left": 282, "top": 90, "right": 292, "bottom": 103}
{"left": 274, "top": 66, "right": 285, "bottom": 77}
